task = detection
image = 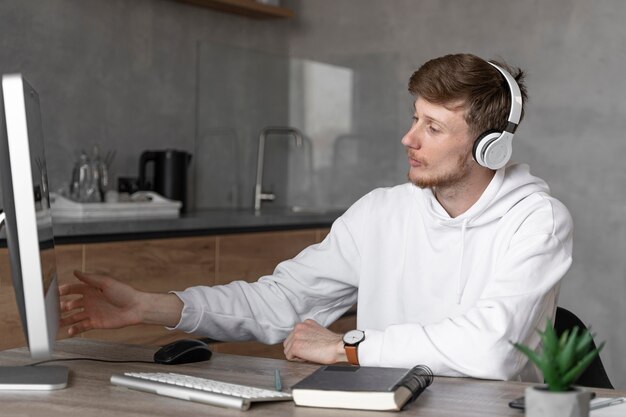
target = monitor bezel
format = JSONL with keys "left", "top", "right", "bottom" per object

{"left": 0, "top": 73, "right": 59, "bottom": 359}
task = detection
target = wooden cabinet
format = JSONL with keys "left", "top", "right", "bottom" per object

{"left": 79, "top": 236, "right": 217, "bottom": 346}
{"left": 0, "top": 247, "right": 23, "bottom": 351}
{"left": 0, "top": 227, "right": 355, "bottom": 360}
{"left": 216, "top": 230, "right": 318, "bottom": 284}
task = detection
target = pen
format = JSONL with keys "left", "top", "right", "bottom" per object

{"left": 591, "top": 397, "right": 626, "bottom": 410}
{"left": 274, "top": 369, "right": 282, "bottom": 392}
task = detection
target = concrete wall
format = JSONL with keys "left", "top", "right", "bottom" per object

{"left": 286, "top": 0, "right": 626, "bottom": 388}
{"left": 0, "top": 0, "right": 291, "bottom": 207}
{"left": 0, "top": 0, "right": 624, "bottom": 387}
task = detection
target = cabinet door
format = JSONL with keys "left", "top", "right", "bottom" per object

{"left": 216, "top": 229, "right": 318, "bottom": 284}
{"left": 80, "top": 236, "right": 216, "bottom": 346}
{"left": 0, "top": 244, "right": 83, "bottom": 351}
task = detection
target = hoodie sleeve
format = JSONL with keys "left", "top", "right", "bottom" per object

{"left": 170, "top": 209, "right": 363, "bottom": 344}
{"left": 358, "top": 197, "right": 573, "bottom": 380}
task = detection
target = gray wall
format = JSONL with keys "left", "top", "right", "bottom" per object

{"left": 0, "top": 0, "right": 291, "bottom": 204}
{"left": 1, "top": 0, "right": 625, "bottom": 387}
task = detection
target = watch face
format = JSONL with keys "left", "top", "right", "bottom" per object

{"left": 343, "top": 330, "right": 365, "bottom": 345}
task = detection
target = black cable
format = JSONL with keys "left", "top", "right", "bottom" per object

{"left": 29, "top": 357, "right": 154, "bottom": 366}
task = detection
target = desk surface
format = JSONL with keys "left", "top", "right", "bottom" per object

{"left": 0, "top": 339, "right": 623, "bottom": 416}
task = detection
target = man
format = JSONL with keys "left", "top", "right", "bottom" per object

{"left": 59, "top": 53, "right": 572, "bottom": 382}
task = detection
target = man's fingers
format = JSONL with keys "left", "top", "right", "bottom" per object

{"left": 284, "top": 339, "right": 304, "bottom": 362}
{"left": 283, "top": 339, "right": 293, "bottom": 358}
{"left": 73, "top": 270, "right": 106, "bottom": 290}
{"left": 58, "top": 283, "right": 87, "bottom": 297}
{"left": 283, "top": 329, "right": 294, "bottom": 347}
{"left": 284, "top": 324, "right": 311, "bottom": 360}
{"left": 59, "top": 316, "right": 77, "bottom": 328}
{"left": 60, "top": 298, "right": 83, "bottom": 313}
{"left": 60, "top": 311, "right": 93, "bottom": 336}
{"left": 60, "top": 310, "right": 89, "bottom": 328}
{"left": 67, "top": 320, "right": 94, "bottom": 336}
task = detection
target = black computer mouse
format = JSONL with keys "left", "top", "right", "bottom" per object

{"left": 153, "top": 339, "right": 213, "bottom": 365}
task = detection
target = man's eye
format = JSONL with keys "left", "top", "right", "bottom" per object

{"left": 411, "top": 116, "right": 418, "bottom": 125}
{"left": 429, "top": 125, "right": 440, "bottom": 134}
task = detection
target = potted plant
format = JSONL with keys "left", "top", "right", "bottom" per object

{"left": 512, "top": 318, "right": 605, "bottom": 417}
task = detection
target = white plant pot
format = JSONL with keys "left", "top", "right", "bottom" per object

{"left": 525, "top": 386, "right": 591, "bottom": 417}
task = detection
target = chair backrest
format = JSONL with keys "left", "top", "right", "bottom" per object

{"left": 553, "top": 307, "right": 613, "bottom": 389}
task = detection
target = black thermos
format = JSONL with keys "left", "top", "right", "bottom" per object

{"left": 139, "top": 149, "right": 192, "bottom": 212}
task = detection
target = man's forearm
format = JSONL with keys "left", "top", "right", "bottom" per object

{"left": 139, "top": 292, "right": 184, "bottom": 327}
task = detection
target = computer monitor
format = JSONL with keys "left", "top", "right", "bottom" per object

{"left": 0, "top": 74, "right": 68, "bottom": 389}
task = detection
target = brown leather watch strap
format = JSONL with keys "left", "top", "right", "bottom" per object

{"left": 345, "top": 345, "right": 359, "bottom": 365}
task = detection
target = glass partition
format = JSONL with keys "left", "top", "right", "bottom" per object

{"left": 194, "top": 43, "right": 406, "bottom": 211}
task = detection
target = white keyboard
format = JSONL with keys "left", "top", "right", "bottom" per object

{"left": 110, "top": 372, "right": 293, "bottom": 411}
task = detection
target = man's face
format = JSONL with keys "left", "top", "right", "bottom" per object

{"left": 401, "top": 97, "right": 475, "bottom": 189}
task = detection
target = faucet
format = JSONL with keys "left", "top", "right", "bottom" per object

{"left": 254, "top": 126, "right": 304, "bottom": 212}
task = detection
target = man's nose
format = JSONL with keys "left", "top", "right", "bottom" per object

{"left": 401, "top": 124, "right": 420, "bottom": 148}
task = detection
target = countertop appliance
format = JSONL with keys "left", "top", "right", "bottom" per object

{"left": 139, "top": 149, "right": 192, "bottom": 212}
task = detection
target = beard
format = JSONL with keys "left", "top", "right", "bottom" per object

{"left": 408, "top": 152, "right": 473, "bottom": 189}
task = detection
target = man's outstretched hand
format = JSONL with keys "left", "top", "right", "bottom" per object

{"left": 59, "top": 270, "right": 183, "bottom": 336}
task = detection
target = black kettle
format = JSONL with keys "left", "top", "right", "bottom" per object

{"left": 139, "top": 149, "right": 192, "bottom": 211}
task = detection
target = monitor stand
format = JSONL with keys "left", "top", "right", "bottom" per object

{"left": 0, "top": 366, "right": 68, "bottom": 390}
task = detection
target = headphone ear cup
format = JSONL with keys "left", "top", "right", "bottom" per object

{"left": 482, "top": 132, "right": 513, "bottom": 170}
{"left": 473, "top": 130, "right": 501, "bottom": 168}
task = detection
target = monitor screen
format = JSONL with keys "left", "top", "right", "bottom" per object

{"left": 0, "top": 73, "right": 67, "bottom": 390}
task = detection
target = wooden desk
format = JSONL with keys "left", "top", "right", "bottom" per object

{"left": 0, "top": 339, "right": 623, "bottom": 416}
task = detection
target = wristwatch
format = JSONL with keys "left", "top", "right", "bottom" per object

{"left": 343, "top": 329, "right": 365, "bottom": 365}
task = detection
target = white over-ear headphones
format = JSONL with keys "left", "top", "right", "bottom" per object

{"left": 472, "top": 62, "right": 523, "bottom": 170}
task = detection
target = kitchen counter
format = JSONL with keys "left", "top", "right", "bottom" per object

{"left": 49, "top": 207, "right": 345, "bottom": 243}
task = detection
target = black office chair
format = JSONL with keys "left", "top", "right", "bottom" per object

{"left": 553, "top": 307, "right": 613, "bottom": 389}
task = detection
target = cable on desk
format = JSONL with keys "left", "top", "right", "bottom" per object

{"left": 28, "top": 358, "right": 155, "bottom": 366}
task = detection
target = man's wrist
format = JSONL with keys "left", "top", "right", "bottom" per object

{"left": 140, "top": 292, "right": 183, "bottom": 327}
{"left": 336, "top": 340, "right": 348, "bottom": 363}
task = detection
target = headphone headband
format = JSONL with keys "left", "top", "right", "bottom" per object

{"left": 487, "top": 62, "right": 523, "bottom": 132}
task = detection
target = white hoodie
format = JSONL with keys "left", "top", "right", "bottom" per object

{"left": 173, "top": 163, "right": 573, "bottom": 381}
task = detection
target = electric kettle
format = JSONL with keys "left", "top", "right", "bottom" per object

{"left": 139, "top": 149, "right": 192, "bottom": 211}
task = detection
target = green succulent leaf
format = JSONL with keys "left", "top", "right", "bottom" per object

{"left": 512, "top": 342, "right": 543, "bottom": 369}
{"left": 556, "top": 326, "right": 579, "bottom": 373}
{"left": 541, "top": 319, "right": 559, "bottom": 359}
{"left": 542, "top": 361, "right": 562, "bottom": 391}
{"left": 512, "top": 319, "right": 605, "bottom": 391}
{"left": 558, "top": 329, "right": 570, "bottom": 349}
{"left": 574, "top": 331, "right": 593, "bottom": 355}
{"left": 561, "top": 341, "right": 605, "bottom": 387}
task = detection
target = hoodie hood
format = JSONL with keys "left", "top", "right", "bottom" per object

{"left": 419, "top": 163, "right": 550, "bottom": 228}
{"left": 416, "top": 163, "right": 550, "bottom": 304}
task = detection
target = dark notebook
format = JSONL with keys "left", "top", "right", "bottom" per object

{"left": 291, "top": 364, "right": 433, "bottom": 411}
